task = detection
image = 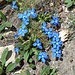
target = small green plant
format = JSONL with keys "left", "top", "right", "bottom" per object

{"left": 40, "top": 66, "right": 57, "bottom": 75}
{"left": 0, "top": 11, "right": 12, "bottom": 32}
{"left": 0, "top": 48, "right": 17, "bottom": 74}
{"left": 0, "top": 21, "right": 12, "bottom": 32}
{"left": 0, "top": 11, "right": 6, "bottom": 22}
{"left": 38, "top": 11, "right": 51, "bottom": 22}
{"left": 65, "top": 0, "right": 75, "bottom": 8}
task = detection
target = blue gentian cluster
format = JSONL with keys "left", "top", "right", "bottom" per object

{"left": 41, "top": 15, "right": 63, "bottom": 59}
{"left": 41, "top": 22, "right": 53, "bottom": 39}
{"left": 51, "top": 32, "right": 63, "bottom": 58}
{"left": 14, "top": 8, "right": 37, "bottom": 54}
{"left": 33, "top": 39, "right": 48, "bottom": 63}
{"left": 14, "top": 8, "right": 37, "bottom": 38}
{"left": 11, "top": 0, "right": 18, "bottom": 10}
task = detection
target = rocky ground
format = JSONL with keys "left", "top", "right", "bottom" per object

{"left": 0, "top": 0, "right": 75, "bottom": 75}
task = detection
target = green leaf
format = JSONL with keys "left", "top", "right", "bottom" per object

{"left": 65, "top": 0, "right": 73, "bottom": 7}
{"left": 32, "top": 48, "right": 39, "bottom": 55}
{"left": 40, "top": 66, "right": 50, "bottom": 75}
{"left": 20, "top": 51, "right": 25, "bottom": 56}
{"left": 29, "top": 64, "right": 35, "bottom": 69}
{"left": 24, "top": 51, "right": 29, "bottom": 62}
{"left": 23, "top": 40, "right": 31, "bottom": 51}
{"left": 50, "top": 67, "right": 57, "bottom": 75}
{"left": 26, "top": 69, "right": 30, "bottom": 75}
{"left": 29, "top": 58, "right": 33, "bottom": 63}
{"left": 0, "top": 67, "right": 3, "bottom": 74}
{"left": 1, "top": 48, "right": 8, "bottom": 67}
{"left": 0, "top": 24, "right": 5, "bottom": 32}
{"left": 0, "top": 34, "right": 2, "bottom": 39}
{"left": 15, "top": 58, "right": 22, "bottom": 64}
{"left": 4, "top": 22, "right": 12, "bottom": 27}
{"left": 0, "top": 11, "right": 6, "bottom": 21}
{"left": 6, "top": 63, "right": 16, "bottom": 72}
{"left": 29, "top": 49, "right": 33, "bottom": 55}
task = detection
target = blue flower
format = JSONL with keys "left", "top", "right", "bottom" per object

{"left": 41, "top": 22, "right": 47, "bottom": 31}
{"left": 38, "top": 52, "right": 48, "bottom": 63}
{"left": 18, "top": 11, "right": 30, "bottom": 25}
{"left": 52, "top": 48, "right": 62, "bottom": 58}
{"left": 33, "top": 39, "right": 43, "bottom": 49}
{"left": 14, "top": 47, "right": 20, "bottom": 54}
{"left": 50, "top": 15, "right": 59, "bottom": 26}
{"left": 14, "top": 34, "right": 19, "bottom": 39}
{"left": 22, "top": 23, "right": 26, "bottom": 29}
{"left": 52, "top": 32, "right": 59, "bottom": 40}
{"left": 28, "top": 8, "right": 37, "bottom": 18}
{"left": 44, "top": 28, "right": 53, "bottom": 38}
{"left": 51, "top": 37, "right": 63, "bottom": 48}
{"left": 11, "top": 0, "right": 18, "bottom": 10}
{"left": 18, "top": 28, "right": 28, "bottom": 36}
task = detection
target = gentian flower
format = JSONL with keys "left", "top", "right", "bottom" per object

{"left": 41, "top": 22, "right": 47, "bottom": 31}
{"left": 28, "top": 8, "right": 37, "bottom": 18}
{"left": 50, "top": 15, "right": 59, "bottom": 26}
{"left": 52, "top": 48, "right": 62, "bottom": 58}
{"left": 18, "top": 11, "right": 30, "bottom": 25}
{"left": 38, "top": 52, "right": 48, "bottom": 63}
{"left": 52, "top": 32, "right": 59, "bottom": 40}
{"left": 14, "top": 34, "right": 19, "bottom": 39}
{"left": 51, "top": 37, "right": 63, "bottom": 48}
{"left": 44, "top": 28, "right": 53, "bottom": 38}
{"left": 11, "top": 0, "right": 18, "bottom": 10}
{"left": 14, "top": 47, "right": 20, "bottom": 54}
{"left": 33, "top": 39, "right": 43, "bottom": 49}
{"left": 18, "top": 28, "right": 28, "bottom": 36}
{"left": 22, "top": 23, "right": 26, "bottom": 29}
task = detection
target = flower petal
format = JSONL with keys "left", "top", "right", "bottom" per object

{"left": 41, "top": 58, "right": 46, "bottom": 63}
{"left": 33, "top": 42, "right": 37, "bottom": 46}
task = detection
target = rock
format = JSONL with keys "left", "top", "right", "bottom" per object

{"left": 0, "top": 44, "right": 16, "bottom": 66}
{"left": 9, "top": 15, "right": 21, "bottom": 30}
{"left": 1, "top": 5, "right": 11, "bottom": 15}
{"left": 59, "top": 29, "right": 70, "bottom": 42}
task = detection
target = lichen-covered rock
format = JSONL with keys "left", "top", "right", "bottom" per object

{"left": 0, "top": 44, "right": 16, "bottom": 66}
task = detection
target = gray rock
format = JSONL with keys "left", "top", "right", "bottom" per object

{"left": 0, "top": 44, "right": 16, "bottom": 66}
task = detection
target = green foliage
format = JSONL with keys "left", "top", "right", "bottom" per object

{"left": 38, "top": 11, "right": 51, "bottom": 22}
{"left": 6, "top": 63, "right": 16, "bottom": 72}
{"left": 29, "top": 64, "right": 35, "bottom": 69}
{"left": 65, "top": 0, "right": 75, "bottom": 8}
{"left": 40, "top": 66, "right": 50, "bottom": 75}
{"left": 0, "top": 34, "right": 3, "bottom": 39}
{"left": 17, "top": 0, "right": 40, "bottom": 12}
{"left": 1, "top": 48, "right": 8, "bottom": 67}
{"left": 24, "top": 51, "right": 29, "bottom": 62}
{"left": 50, "top": 67, "right": 57, "bottom": 75}
{"left": 26, "top": 69, "right": 30, "bottom": 75}
{"left": 0, "top": 48, "right": 17, "bottom": 74}
{"left": 40, "top": 66, "right": 57, "bottom": 75}
{"left": 0, "top": 11, "right": 6, "bottom": 21}
{"left": 0, "top": 67, "right": 3, "bottom": 74}
{"left": 0, "top": 22, "right": 12, "bottom": 32}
